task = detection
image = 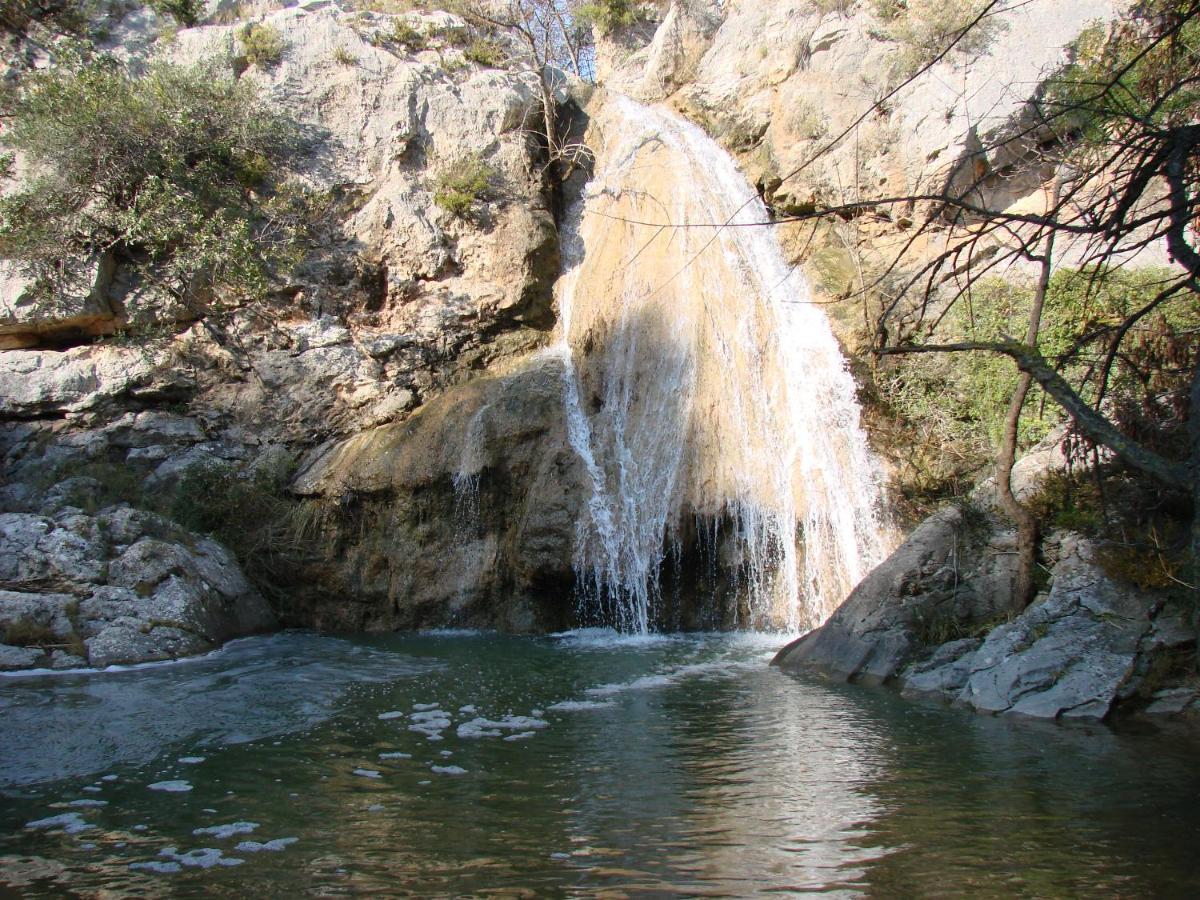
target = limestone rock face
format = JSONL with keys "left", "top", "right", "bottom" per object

{"left": 289, "top": 353, "right": 587, "bottom": 633}
{"left": 1, "top": 5, "right": 560, "bottom": 446}
{"left": 0, "top": 505, "right": 276, "bottom": 670}
{"left": 604, "top": 0, "right": 1117, "bottom": 216}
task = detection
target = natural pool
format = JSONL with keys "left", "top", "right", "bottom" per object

{"left": 1, "top": 630, "right": 1197, "bottom": 896}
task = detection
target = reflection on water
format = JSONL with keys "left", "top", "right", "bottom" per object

{"left": 0, "top": 630, "right": 1197, "bottom": 896}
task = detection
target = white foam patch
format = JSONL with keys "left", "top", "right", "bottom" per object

{"left": 408, "top": 710, "right": 452, "bottom": 739}
{"left": 456, "top": 715, "right": 548, "bottom": 738}
{"left": 67, "top": 799, "right": 108, "bottom": 808}
{"left": 177, "top": 757, "right": 206, "bottom": 765}
{"left": 546, "top": 700, "right": 615, "bottom": 712}
{"left": 81, "top": 786, "right": 103, "bottom": 793}
{"left": 418, "top": 628, "right": 489, "bottom": 637}
{"left": 159, "top": 847, "right": 245, "bottom": 868}
{"left": 235, "top": 837, "right": 298, "bottom": 853}
{"left": 378, "top": 711, "right": 405, "bottom": 720}
{"left": 192, "top": 822, "right": 258, "bottom": 839}
{"left": 410, "top": 710, "right": 450, "bottom": 722}
{"left": 413, "top": 703, "right": 440, "bottom": 711}
{"left": 353, "top": 768, "right": 382, "bottom": 779}
{"left": 378, "top": 752, "right": 411, "bottom": 760}
{"left": 148, "top": 780, "right": 192, "bottom": 793}
{"left": 458, "top": 705, "right": 477, "bottom": 714}
{"left": 550, "top": 628, "right": 680, "bottom": 650}
{"left": 25, "top": 813, "right": 94, "bottom": 834}
{"left": 100, "top": 775, "right": 118, "bottom": 782}
{"left": 504, "top": 731, "right": 536, "bottom": 742}
{"left": 430, "top": 765, "right": 467, "bottom": 775}
{"left": 130, "top": 861, "right": 181, "bottom": 874}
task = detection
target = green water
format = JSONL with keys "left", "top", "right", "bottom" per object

{"left": 0, "top": 630, "right": 1197, "bottom": 897}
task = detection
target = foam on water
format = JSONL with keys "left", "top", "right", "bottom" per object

{"left": 193, "top": 822, "right": 258, "bottom": 839}
{"left": 148, "top": 780, "right": 192, "bottom": 793}
{"left": 25, "top": 813, "right": 94, "bottom": 834}
{"left": 236, "top": 838, "right": 298, "bottom": 853}
{"left": 158, "top": 847, "right": 245, "bottom": 869}
{"left": 546, "top": 700, "right": 615, "bottom": 712}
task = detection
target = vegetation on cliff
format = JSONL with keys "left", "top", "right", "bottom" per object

{"left": 0, "top": 58, "right": 299, "bottom": 317}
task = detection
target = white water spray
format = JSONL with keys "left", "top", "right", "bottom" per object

{"left": 554, "top": 96, "right": 889, "bottom": 633}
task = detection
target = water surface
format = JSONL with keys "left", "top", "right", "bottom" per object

{"left": 1, "top": 630, "right": 1196, "bottom": 896}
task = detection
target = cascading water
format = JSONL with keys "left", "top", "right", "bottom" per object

{"left": 553, "top": 95, "right": 890, "bottom": 634}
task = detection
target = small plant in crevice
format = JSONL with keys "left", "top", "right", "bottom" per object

{"left": 462, "top": 37, "right": 503, "bottom": 68}
{"left": 3, "top": 617, "right": 58, "bottom": 648}
{"left": 239, "top": 22, "right": 284, "bottom": 69}
{"left": 433, "top": 153, "right": 496, "bottom": 218}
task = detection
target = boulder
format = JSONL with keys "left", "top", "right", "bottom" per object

{"left": 0, "top": 506, "right": 276, "bottom": 671}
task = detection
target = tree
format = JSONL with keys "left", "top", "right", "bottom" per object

{"left": 0, "top": 57, "right": 298, "bottom": 323}
{"left": 451, "top": 0, "right": 612, "bottom": 180}
{"left": 850, "top": 0, "right": 1200, "bottom": 596}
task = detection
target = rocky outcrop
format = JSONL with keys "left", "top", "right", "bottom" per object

{"left": 0, "top": 503, "right": 275, "bottom": 670}
{"left": 0, "top": 4, "right": 571, "bottom": 668}
{"left": 774, "top": 509, "right": 1197, "bottom": 721}
{"left": 288, "top": 353, "right": 587, "bottom": 632}
{"left": 603, "top": 0, "right": 1117, "bottom": 216}
{"left": 1, "top": 5, "right": 561, "bottom": 444}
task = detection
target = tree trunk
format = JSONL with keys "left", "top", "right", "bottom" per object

{"left": 995, "top": 226, "right": 1055, "bottom": 611}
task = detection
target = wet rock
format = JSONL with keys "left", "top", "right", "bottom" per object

{"left": 48, "top": 650, "right": 87, "bottom": 670}
{"left": 773, "top": 505, "right": 1020, "bottom": 683}
{"left": 85, "top": 622, "right": 208, "bottom": 669}
{"left": 781, "top": 517, "right": 1188, "bottom": 720}
{"left": 0, "top": 644, "right": 42, "bottom": 671}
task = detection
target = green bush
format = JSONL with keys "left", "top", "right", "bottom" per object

{"left": 147, "top": 0, "right": 201, "bottom": 26}
{"left": 3, "top": 617, "right": 58, "bottom": 648}
{"left": 385, "top": 18, "right": 427, "bottom": 50}
{"left": 433, "top": 154, "right": 495, "bottom": 217}
{"left": 239, "top": 22, "right": 284, "bottom": 68}
{"left": 462, "top": 38, "right": 503, "bottom": 67}
{"left": 332, "top": 45, "right": 357, "bottom": 65}
{"left": 575, "top": 0, "right": 645, "bottom": 35}
{"left": 882, "top": 0, "right": 1003, "bottom": 77}
{"left": 0, "top": 59, "right": 297, "bottom": 314}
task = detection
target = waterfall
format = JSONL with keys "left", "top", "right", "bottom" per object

{"left": 554, "top": 95, "right": 889, "bottom": 634}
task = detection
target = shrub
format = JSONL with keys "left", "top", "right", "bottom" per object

{"left": 433, "top": 154, "right": 495, "bottom": 217}
{"left": 239, "top": 22, "right": 284, "bottom": 68}
{"left": 386, "top": 18, "right": 429, "bottom": 50}
{"left": 4, "top": 617, "right": 57, "bottom": 648}
{"left": 883, "top": 0, "right": 1003, "bottom": 77}
{"left": 462, "top": 38, "right": 503, "bottom": 67}
{"left": 0, "top": 59, "right": 297, "bottom": 315}
{"left": 147, "top": 0, "right": 201, "bottom": 26}
{"left": 575, "top": 0, "right": 645, "bottom": 35}
{"left": 332, "top": 45, "right": 357, "bottom": 65}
